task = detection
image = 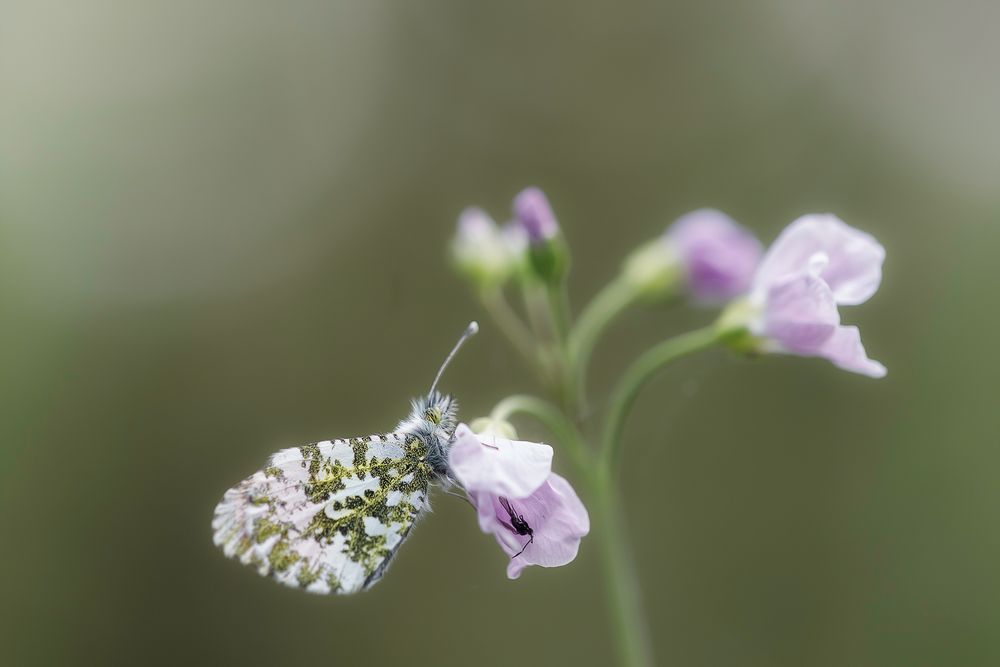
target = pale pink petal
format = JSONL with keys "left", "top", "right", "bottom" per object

{"left": 512, "top": 187, "right": 559, "bottom": 243}
{"left": 469, "top": 473, "right": 590, "bottom": 580}
{"left": 755, "top": 214, "right": 885, "bottom": 306}
{"left": 457, "top": 207, "right": 495, "bottom": 240}
{"left": 452, "top": 208, "right": 518, "bottom": 283}
{"left": 762, "top": 269, "right": 840, "bottom": 353}
{"left": 813, "top": 325, "right": 887, "bottom": 378}
{"left": 666, "top": 209, "right": 763, "bottom": 303}
{"left": 448, "top": 424, "right": 553, "bottom": 499}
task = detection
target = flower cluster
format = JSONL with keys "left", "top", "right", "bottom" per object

{"left": 451, "top": 187, "right": 568, "bottom": 292}
{"left": 454, "top": 187, "right": 886, "bottom": 378}
{"left": 448, "top": 186, "right": 885, "bottom": 663}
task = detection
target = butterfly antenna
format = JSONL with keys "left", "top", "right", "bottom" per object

{"left": 429, "top": 321, "right": 479, "bottom": 395}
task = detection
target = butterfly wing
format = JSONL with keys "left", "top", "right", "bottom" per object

{"left": 212, "top": 432, "right": 433, "bottom": 594}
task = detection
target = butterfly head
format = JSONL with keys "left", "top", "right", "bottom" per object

{"left": 397, "top": 322, "right": 478, "bottom": 476}
{"left": 419, "top": 391, "right": 459, "bottom": 433}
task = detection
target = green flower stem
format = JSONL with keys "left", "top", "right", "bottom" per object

{"left": 490, "top": 394, "right": 590, "bottom": 472}
{"left": 567, "top": 276, "right": 641, "bottom": 403}
{"left": 522, "top": 281, "right": 555, "bottom": 343}
{"left": 546, "top": 281, "right": 573, "bottom": 344}
{"left": 519, "top": 280, "right": 576, "bottom": 409}
{"left": 480, "top": 288, "right": 538, "bottom": 366}
{"left": 492, "top": 395, "right": 650, "bottom": 666}
{"left": 591, "top": 470, "right": 654, "bottom": 667}
{"left": 600, "top": 326, "right": 721, "bottom": 473}
{"left": 486, "top": 282, "right": 722, "bottom": 667}
{"left": 546, "top": 282, "right": 577, "bottom": 414}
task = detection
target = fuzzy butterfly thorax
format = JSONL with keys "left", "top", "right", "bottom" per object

{"left": 396, "top": 391, "right": 460, "bottom": 477}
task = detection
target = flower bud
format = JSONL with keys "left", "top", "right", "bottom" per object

{"left": 665, "top": 209, "right": 762, "bottom": 304}
{"left": 467, "top": 417, "right": 519, "bottom": 440}
{"left": 513, "top": 187, "right": 559, "bottom": 243}
{"left": 512, "top": 187, "right": 568, "bottom": 284}
{"left": 621, "top": 238, "right": 683, "bottom": 301}
{"left": 714, "top": 297, "right": 762, "bottom": 353}
{"left": 451, "top": 208, "right": 520, "bottom": 289}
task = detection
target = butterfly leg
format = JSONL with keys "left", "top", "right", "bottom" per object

{"left": 444, "top": 488, "right": 477, "bottom": 509}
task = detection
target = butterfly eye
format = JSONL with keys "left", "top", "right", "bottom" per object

{"left": 425, "top": 407, "right": 442, "bottom": 424}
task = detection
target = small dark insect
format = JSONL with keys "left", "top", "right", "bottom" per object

{"left": 497, "top": 496, "right": 534, "bottom": 558}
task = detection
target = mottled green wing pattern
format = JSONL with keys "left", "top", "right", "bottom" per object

{"left": 212, "top": 432, "right": 434, "bottom": 594}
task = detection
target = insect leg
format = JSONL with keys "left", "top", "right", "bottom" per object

{"left": 511, "top": 533, "right": 533, "bottom": 559}
{"left": 444, "top": 488, "right": 477, "bottom": 509}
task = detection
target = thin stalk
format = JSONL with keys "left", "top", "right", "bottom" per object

{"left": 567, "top": 276, "right": 640, "bottom": 405}
{"left": 488, "top": 278, "right": 722, "bottom": 666}
{"left": 591, "top": 469, "right": 654, "bottom": 667}
{"left": 547, "top": 281, "right": 573, "bottom": 344}
{"left": 522, "top": 281, "right": 555, "bottom": 343}
{"left": 600, "top": 326, "right": 720, "bottom": 473}
{"left": 480, "top": 288, "right": 537, "bottom": 366}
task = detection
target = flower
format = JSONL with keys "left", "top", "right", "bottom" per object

{"left": 451, "top": 207, "right": 523, "bottom": 288}
{"left": 726, "top": 214, "right": 886, "bottom": 377}
{"left": 448, "top": 424, "right": 590, "bottom": 579}
{"left": 665, "top": 209, "right": 763, "bottom": 303}
{"left": 512, "top": 187, "right": 560, "bottom": 244}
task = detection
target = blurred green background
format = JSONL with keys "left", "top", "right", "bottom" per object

{"left": 1, "top": 2, "right": 998, "bottom": 665}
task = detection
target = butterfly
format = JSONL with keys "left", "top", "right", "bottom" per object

{"left": 212, "top": 322, "right": 478, "bottom": 594}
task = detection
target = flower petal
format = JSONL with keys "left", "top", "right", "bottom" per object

{"left": 762, "top": 269, "right": 840, "bottom": 353}
{"left": 814, "top": 325, "right": 887, "bottom": 378}
{"left": 469, "top": 473, "right": 590, "bottom": 580}
{"left": 448, "top": 424, "right": 553, "bottom": 498}
{"left": 666, "top": 209, "right": 762, "bottom": 303}
{"left": 451, "top": 208, "right": 519, "bottom": 286}
{"left": 512, "top": 187, "right": 559, "bottom": 243}
{"left": 754, "top": 214, "right": 885, "bottom": 306}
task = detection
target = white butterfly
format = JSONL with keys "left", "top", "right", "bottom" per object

{"left": 212, "top": 323, "right": 478, "bottom": 594}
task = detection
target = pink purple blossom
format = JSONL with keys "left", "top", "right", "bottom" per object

{"left": 448, "top": 424, "right": 590, "bottom": 579}
{"left": 746, "top": 214, "right": 886, "bottom": 377}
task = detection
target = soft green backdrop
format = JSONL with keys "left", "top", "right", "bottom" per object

{"left": 1, "top": 2, "right": 997, "bottom": 665}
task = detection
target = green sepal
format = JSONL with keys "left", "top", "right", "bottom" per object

{"left": 527, "top": 236, "right": 569, "bottom": 285}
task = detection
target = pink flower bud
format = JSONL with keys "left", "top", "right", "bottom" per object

{"left": 665, "top": 209, "right": 762, "bottom": 303}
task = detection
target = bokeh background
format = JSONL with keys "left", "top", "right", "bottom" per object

{"left": 2, "top": 2, "right": 998, "bottom": 665}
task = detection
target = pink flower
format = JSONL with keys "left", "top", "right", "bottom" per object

{"left": 666, "top": 209, "right": 763, "bottom": 303}
{"left": 743, "top": 214, "right": 886, "bottom": 377}
{"left": 448, "top": 424, "right": 590, "bottom": 579}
